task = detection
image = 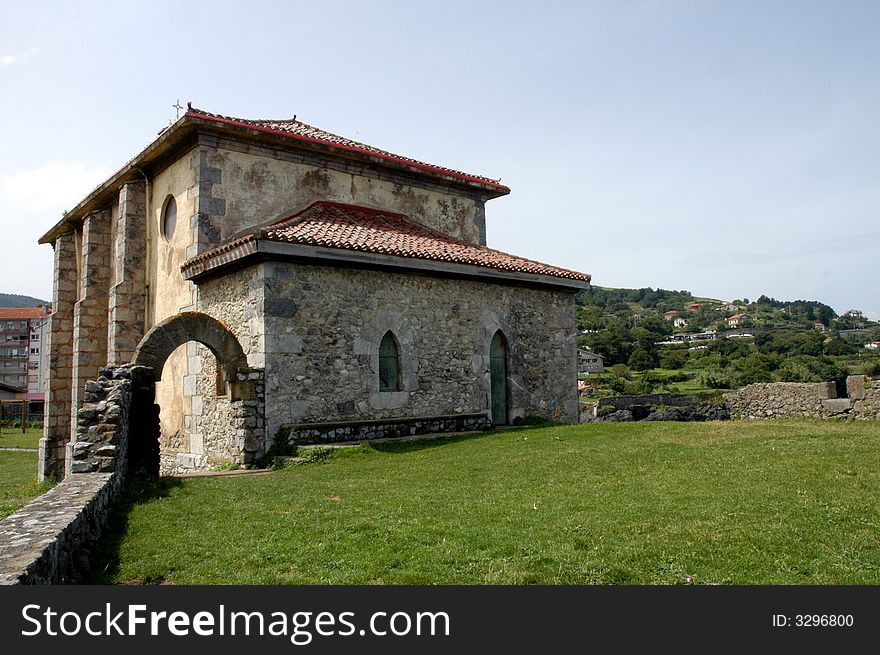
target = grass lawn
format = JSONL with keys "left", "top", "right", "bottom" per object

{"left": 89, "top": 419, "right": 880, "bottom": 585}
{"left": 0, "top": 426, "right": 43, "bottom": 450}
{"left": 0, "top": 449, "right": 52, "bottom": 520}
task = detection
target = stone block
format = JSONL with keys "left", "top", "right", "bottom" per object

{"left": 70, "top": 461, "right": 98, "bottom": 474}
{"left": 817, "top": 382, "right": 837, "bottom": 400}
{"left": 846, "top": 375, "right": 866, "bottom": 401}
{"left": 821, "top": 398, "right": 851, "bottom": 414}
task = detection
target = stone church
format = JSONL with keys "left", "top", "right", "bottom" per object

{"left": 38, "top": 105, "right": 590, "bottom": 477}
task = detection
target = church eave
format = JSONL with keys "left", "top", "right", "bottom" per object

{"left": 182, "top": 239, "right": 589, "bottom": 291}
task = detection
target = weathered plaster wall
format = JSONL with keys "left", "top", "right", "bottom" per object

{"left": 202, "top": 140, "right": 490, "bottom": 246}
{"left": 149, "top": 149, "right": 199, "bottom": 452}
{"left": 251, "top": 261, "right": 577, "bottom": 447}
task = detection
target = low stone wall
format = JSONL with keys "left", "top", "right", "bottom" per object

{"left": 724, "top": 376, "right": 880, "bottom": 420}
{"left": 596, "top": 393, "right": 700, "bottom": 413}
{"left": 277, "top": 412, "right": 490, "bottom": 446}
{"left": 0, "top": 364, "right": 149, "bottom": 584}
{"left": 0, "top": 473, "right": 115, "bottom": 584}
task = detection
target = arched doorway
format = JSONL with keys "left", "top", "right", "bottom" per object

{"left": 490, "top": 330, "right": 508, "bottom": 425}
{"left": 132, "top": 312, "right": 258, "bottom": 474}
{"left": 133, "top": 312, "right": 249, "bottom": 384}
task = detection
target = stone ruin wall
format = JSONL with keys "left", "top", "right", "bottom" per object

{"left": 0, "top": 365, "right": 151, "bottom": 584}
{"left": 723, "top": 375, "right": 879, "bottom": 420}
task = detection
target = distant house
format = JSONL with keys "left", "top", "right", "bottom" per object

{"left": 673, "top": 317, "right": 689, "bottom": 329}
{"left": 843, "top": 309, "right": 864, "bottom": 319}
{"left": 689, "top": 303, "right": 702, "bottom": 310}
{"left": 0, "top": 381, "right": 27, "bottom": 400}
{"left": 726, "top": 313, "right": 753, "bottom": 328}
{"left": 578, "top": 349, "right": 605, "bottom": 374}
{"left": 865, "top": 341, "right": 880, "bottom": 350}
{"left": 814, "top": 323, "right": 826, "bottom": 331}
{"left": 663, "top": 310, "right": 679, "bottom": 321}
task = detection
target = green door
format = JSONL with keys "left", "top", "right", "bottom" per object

{"left": 490, "top": 331, "right": 508, "bottom": 425}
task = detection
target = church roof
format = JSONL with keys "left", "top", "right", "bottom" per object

{"left": 185, "top": 106, "right": 509, "bottom": 192}
{"left": 181, "top": 201, "right": 590, "bottom": 288}
{"left": 38, "top": 105, "right": 508, "bottom": 245}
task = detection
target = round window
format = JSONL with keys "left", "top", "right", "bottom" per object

{"left": 162, "top": 195, "right": 177, "bottom": 241}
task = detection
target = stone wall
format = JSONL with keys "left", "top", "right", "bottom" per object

{"left": 0, "top": 364, "right": 154, "bottom": 584}
{"left": 279, "top": 412, "right": 489, "bottom": 445}
{"left": 724, "top": 376, "right": 880, "bottom": 420}
{"left": 253, "top": 261, "right": 577, "bottom": 448}
{"left": 39, "top": 232, "right": 78, "bottom": 481}
{"left": 156, "top": 266, "right": 266, "bottom": 473}
{"left": 107, "top": 180, "right": 147, "bottom": 364}
{"left": 0, "top": 473, "right": 116, "bottom": 584}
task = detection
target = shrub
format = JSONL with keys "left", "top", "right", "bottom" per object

{"left": 659, "top": 349, "right": 689, "bottom": 370}
{"left": 301, "top": 446, "right": 334, "bottom": 464}
{"left": 610, "top": 364, "right": 632, "bottom": 380}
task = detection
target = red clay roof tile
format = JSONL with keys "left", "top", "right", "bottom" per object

{"left": 186, "top": 106, "right": 509, "bottom": 193}
{"left": 0, "top": 307, "right": 49, "bottom": 319}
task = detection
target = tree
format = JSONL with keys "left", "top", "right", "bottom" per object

{"left": 823, "top": 338, "right": 856, "bottom": 356}
{"left": 628, "top": 348, "right": 656, "bottom": 372}
{"left": 659, "top": 349, "right": 689, "bottom": 370}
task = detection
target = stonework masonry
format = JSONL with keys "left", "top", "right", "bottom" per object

{"left": 252, "top": 261, "right": 577, "bottom": 447}
{"left": 1, "top": 365, "right": 150, "bottom": 584}
{"left": 39, "top": 232, "right": 78, "bottom": 482}
{"left": 723, "top": 376, "right": 880, "bottom": 420}
{"left": 107, "top": 181, "right": 147, "bottom": 364}
{"left": 68, "top": 209, "right": 112, "bottom": 476}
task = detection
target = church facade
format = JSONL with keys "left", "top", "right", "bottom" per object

{"left": 38, "top": 106, "right": 590, "bottom": 477}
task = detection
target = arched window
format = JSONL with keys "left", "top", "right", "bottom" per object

{"left": 162, "top": 195, "right": 177, "bottom": 241}
{"left": 379, "top": 331, "right": 401, "bottom": 391}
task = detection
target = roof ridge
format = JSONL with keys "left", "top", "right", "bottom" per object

{"left": 183, "top": 106, "right": 509, "bottom": 192}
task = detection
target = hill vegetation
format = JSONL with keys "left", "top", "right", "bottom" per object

{"left": 576, "top": 287, "right": 880, "bottom": 396}
{"left": 0, "top": 293, "right": 49, "bottom": 308}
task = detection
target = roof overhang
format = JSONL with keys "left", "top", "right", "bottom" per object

{"left": 182, "top": 239, "right": 589, "bottom": 291}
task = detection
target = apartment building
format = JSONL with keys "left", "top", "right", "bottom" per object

{"left": 0, "top": 307, "right": 50, "bottom": 400}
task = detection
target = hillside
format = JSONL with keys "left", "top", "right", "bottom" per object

{"left": 575, "top": 286, "right": 880, "bottom": 395}
{"left": 0, "top": 293, "right": 49, "bottom": 308}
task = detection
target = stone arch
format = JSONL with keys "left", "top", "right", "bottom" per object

{"left": 132, "top": 312, "right": 248, "bottom": 383}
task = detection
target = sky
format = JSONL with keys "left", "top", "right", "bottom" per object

{"left": 1, "top": 1, "right": 878, "bottom": 318}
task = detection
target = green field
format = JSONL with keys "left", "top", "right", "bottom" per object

{"left": 0, "top": 426, "right": 43, "bottom": 450}
{"left": 0, "top": 450, "right": 52, "bottom": 520}
{"left": 89, "top": 419, "right": 880, "bottom": 585}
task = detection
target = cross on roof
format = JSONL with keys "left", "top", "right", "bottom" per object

{"left": 172, "top": 99, "right": 183, "bottom": 119}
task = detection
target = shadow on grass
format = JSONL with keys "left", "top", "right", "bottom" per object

{"left": 85, "top": 476, "right": 184, "bottom": 584}
{"left": 356, "top": 428, "right": 520, "bottom": 455}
